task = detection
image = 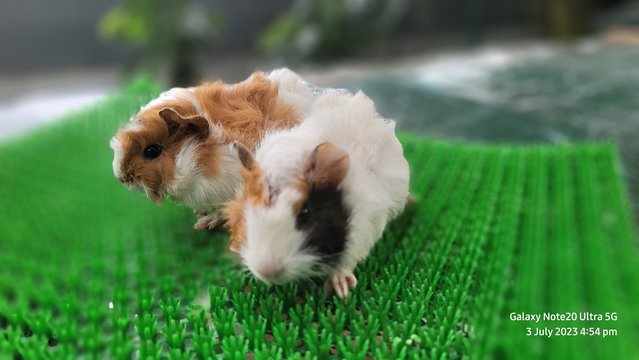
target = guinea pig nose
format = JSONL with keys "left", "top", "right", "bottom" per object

{"left": 257, "top": 265, "right": 284, "bottom": 282}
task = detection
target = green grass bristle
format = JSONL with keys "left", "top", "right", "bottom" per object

{"left": 0, "top": 79, "right": 638, "bottom": 359}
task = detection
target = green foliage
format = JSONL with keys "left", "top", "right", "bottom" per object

{"left": 258, "top": 0, "right": 408, "bottom": 61}
{"left": 98, "top": 0, "right": 223, "bottom": 85}
{"left": 0, "top": 80, "right": 638, "bottom": 358}
{"left": 99, "top": 5, "right": 149, "bottom": 45}
{"left": 257, "top": 14, "right": 303, "bottom": 57}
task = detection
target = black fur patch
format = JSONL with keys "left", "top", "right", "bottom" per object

{"left": 295, "top": 184, "right": 350, "bottom": 265}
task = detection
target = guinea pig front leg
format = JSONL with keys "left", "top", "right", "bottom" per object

{"left": 193, "top": 209, "right": 225, "bottom": 230}
{"left": 326, "top": 268, "right": 358, "bottom": 299}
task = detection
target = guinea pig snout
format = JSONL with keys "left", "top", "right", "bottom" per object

{"left": 117, "top": 174, "right": 134, "bottom": 185}
{"left": 256, "top": 265, "right": 284, "bottom": 283}
{"left": 117, "top": 174, "right": 143, "bottom": 192}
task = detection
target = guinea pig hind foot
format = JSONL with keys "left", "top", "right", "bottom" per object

{"left": 193, "top": 211, "right": 225, "bottom": 230}
{"left": 325, "top": 269, "right": 357, "bottom": 300}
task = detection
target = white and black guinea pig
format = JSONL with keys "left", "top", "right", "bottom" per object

{"left": 109, "top": 69, "right": 318, "bottom": 230}
{"left": 225, "top": 91, "right": 410, "bottom": 298}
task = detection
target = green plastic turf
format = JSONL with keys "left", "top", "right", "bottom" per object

{"left": 0, "top": 80, "right": 638, "bottom": 359}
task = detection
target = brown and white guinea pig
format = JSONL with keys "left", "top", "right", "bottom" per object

{"left": 110, "top": 69, "right": 319, "bottom": 229}
{"left": 224, "top": 91, "right": 410, "bottom": 298}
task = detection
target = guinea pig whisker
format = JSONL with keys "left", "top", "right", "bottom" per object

{"left": 140, "top": 182, "right": 156, "bottom": 199}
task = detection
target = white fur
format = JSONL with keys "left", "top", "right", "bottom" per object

{"left": 165, "top": 140, "right": 242, "bottom": 212}
{"left": 242, "top": 91, "right": 410, "bottom": 281}
{"left": 141, "top": 87, "right": 204, "bottom": 116}
{"left": 268, "top": 68, "right": 326, "bottom": 120}
{"left": 241, "top": 189, "right": 323, "bottom": 284}
{"left": 109, "top": 136, "right": 124, "bottom": 180}
{"left": 111, "top": 69, "right": 339, "bottom": 226}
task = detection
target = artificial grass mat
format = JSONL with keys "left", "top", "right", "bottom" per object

{"left": 0, "top": 80, "right": 638, "bottom": 359}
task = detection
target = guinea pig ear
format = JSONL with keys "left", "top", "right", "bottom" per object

{"left": 158, "top": 107, "right": 209, "bottom": 140}
{"left": 304, "top": 142, "right": 349, "bottom": 187}
{"left": 233, "top": 142, "right": 256, "bottom": 171}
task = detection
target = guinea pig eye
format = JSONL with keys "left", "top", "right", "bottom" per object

{"left": 143, "top": 144, "right": 162, "bottom": 160}
{"left": 297, "top": 204, "right": 311, "bottom": 225}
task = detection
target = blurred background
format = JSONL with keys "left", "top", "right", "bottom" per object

{"left": 0, "top": 0, "right": 638, "bottom": 218}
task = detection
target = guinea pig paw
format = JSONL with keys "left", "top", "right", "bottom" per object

{"left": 328, "top": 270, "right": 358, "bottom": 300}
{"left": 193, "top": 209, "right": 208, "bottom": 217}
{"left": 194, "top": 212, "right": 224, "bottom": 230}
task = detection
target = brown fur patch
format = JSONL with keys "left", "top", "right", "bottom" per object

{"left": 196, "top": 142, "right": 221, "bottom": 179}
{"left": 224, "top": 163, "right": 269, "bottom": 253}
{"left": 115, "top": 71, "right": 302, "bottom": 204}
{"left": 224, "top": 198, "right": 246, "bottom": 253}
{"left": 242, "top": 167, "right": 268, "bottom": 207}
{"left": 193, "top": 72, "right": 300, "bottom": 149}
